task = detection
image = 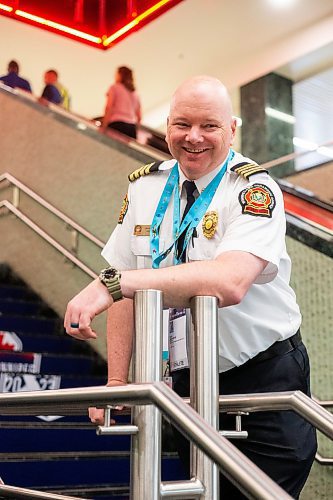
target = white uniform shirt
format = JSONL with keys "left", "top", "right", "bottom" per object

{"left": 102, "top": 151, "right": 301, "bottom": 372}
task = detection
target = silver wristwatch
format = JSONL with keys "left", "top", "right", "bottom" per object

{"left": 99, "top": 266, "right": 123, "bottom": 302}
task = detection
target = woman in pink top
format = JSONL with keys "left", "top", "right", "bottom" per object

{"left": 102, "top": 66, "right": 141, "bottom": 139}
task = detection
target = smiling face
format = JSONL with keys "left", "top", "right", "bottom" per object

{"left": 166, "top": 77, "right": 237, "bottom": 180}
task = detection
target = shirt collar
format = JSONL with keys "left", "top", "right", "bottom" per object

{"left": 178, "top": 158, "right": 228, "bottom": 194}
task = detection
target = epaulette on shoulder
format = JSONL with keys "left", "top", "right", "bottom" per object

{"left": 128, "top": 161, "right": 163, "bottom": 182}
{"left": 231, "top": 162, "right": 268, "bottom": 179}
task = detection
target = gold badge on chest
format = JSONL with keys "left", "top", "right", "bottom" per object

{"left": 202, "top": 211, "right": 218, "bottom": 239}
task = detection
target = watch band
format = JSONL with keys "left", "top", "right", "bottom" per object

{"left": 99, "top": 267, "right": 123, "bottom": 302}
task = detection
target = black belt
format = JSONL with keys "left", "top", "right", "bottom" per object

{"left": 246, "top": 330, "right": 302, "bottom": 367}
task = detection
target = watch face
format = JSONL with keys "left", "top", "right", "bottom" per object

{"left": 103, "top": 268, "right": 117, "bottom": 280}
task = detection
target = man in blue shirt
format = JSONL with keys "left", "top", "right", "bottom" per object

{"left": 0, "top": 60, "right": 32, "bottom": 92}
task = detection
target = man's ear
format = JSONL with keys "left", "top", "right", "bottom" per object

{"left": 165, "top": 117, "right": 170, "bottom": 144}
{"left": 230, "top": 117, "right": 237, "bottom": 145}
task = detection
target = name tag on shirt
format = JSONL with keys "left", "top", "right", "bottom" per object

{"left": 134, "top": 224, "right": 150, "bottom": 236}
{"left": 169, "top": 308, "right": 189, "bottom": 371}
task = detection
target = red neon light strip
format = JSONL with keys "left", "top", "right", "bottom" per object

{"left": 15, "top": 10, "right": 102, "bottom": 44}
{"left": 0, "top": 0, "right": 177, "bottom": 48}
{"left": 0, "top": 3, "right": 13, "bottom": 11}
{"left": 103, "top": 0, "right": 173, "bottom": 46}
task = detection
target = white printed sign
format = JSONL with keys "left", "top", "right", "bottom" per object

{"left": 0, "top": 373, "right": 61, "bottom": 392}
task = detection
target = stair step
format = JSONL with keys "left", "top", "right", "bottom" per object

{"left": 43, "top": 484, "right": 129, "bottom": 500}
{"left": 0, "top": 426, "right": 131, "bottom": 453}
{"left": 0, "top": 372, "right": 106, "bottom": 392}
{"left": 0, "top": 284, "right": 40, "bottom": 301}
{"left": 0, "top": 455, "right": 185, "bottom": 489}
{"left": 0, "top": 456, "right": 130, "bottom": 489}
{"left": 0, "top": 315, "right": 59, "bottom": 335}
{"left": 0, "top": 351, "right": 95, "bottom": 375}
{"left": 0, "top": 329, "right": 95, "bottom": 355}
{"left": 0, "top": 298, "right": 55, "bottom": 317}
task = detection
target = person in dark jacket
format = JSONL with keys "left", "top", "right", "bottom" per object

{"left": 40, "top": 70, "right": 62, "bottom": 105}
{"left": 0, "top": 60, "right": 32, "bottom": 92}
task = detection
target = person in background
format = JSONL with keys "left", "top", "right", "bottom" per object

{"left": 39, "top": 69, "right": 62, "bottom": 104}
{"left": 64, "top": 75, "right": 317, "bottom": 499}
{"left": 0, "top": 60, "right": 32, "bottom": 92}
{"left": 43, "top": 69, "right": 70, "bottom": 110}
{"left": 102, "top": 66, "right": 141, "bottom": 139}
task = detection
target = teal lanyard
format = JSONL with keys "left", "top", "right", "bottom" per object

{"left": 150, "top": 149, "right": 234, "bottom": 268}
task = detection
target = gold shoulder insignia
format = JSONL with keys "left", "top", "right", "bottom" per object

{"left": 231, "top": 162, "right": 268, "bottom": 179}
{"left": 118, "top": 194, "right": 129, "bottom": 224}
{"left": 128, "top": 161, "right": 163, "bottom": 182}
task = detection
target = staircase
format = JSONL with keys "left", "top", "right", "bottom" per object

{"left": 0, "top": 265, "right": 184, "bottom": 499}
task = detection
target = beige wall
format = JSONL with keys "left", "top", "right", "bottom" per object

{"left": 287, "top": 237, "right": 333, "bottom": 499}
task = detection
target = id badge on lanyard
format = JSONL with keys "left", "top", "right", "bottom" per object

{"left": 168, "top": 308, "right": 189, "bottom": 372}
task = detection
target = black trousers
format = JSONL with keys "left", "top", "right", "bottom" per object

{"left": 107, "top": 121, "right": 137, "bottom": 139}
{"left": 172, "top": 342, "right": 317, "bottom": 499}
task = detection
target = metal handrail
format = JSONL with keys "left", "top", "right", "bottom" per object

{"left": 0, "top": 383, "right": 291, "bottom": 500}
{"left": 0, "top": 172, "right": 104, "bottom": 248}
{"left": 1, "top": 383, "right": 333, "bottom": 495}
{"left": 0, "top": 200, "right": 97, "bottom": 279}
{"left": 260, "top": 138, "right": 333, "bottom": 171}
{"left": 218, "top": 391, "right": 333, "bottom": 440}
{"left": 0, "top": 484, "right": 84, "bottom": 500}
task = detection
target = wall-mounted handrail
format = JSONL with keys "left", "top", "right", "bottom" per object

{"left": 260, "top": 138, "right": 333, "bottom": 171}
{"left": 0, "top": 382, "right": 291, "bottom": 500}
{"left": 313, "top": 397, "right": 333, "bottom": 407}
{"left": 315, "top": 454, "right": 333, "bottom": 465}
{"left": 0, "top": 172, "right": 104, "bottom": 248}
{"left": 0, "top": 200, "right": 97, "bottom": 279}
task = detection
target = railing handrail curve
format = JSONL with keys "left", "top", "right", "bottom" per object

{"left": 0, "top": 382, "right": 292, "bottom": 500}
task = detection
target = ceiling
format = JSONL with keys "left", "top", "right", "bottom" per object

{"left": 0, "top": 0, "right": 184, "bottom": 49}
{"left": 129, "top": 0, "right": 333, "bottom": 129}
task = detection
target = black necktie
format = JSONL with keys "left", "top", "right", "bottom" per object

{"left": 176, "top": 180, "right": 197, "bottom": 262}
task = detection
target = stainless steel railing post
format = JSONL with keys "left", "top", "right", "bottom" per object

{"left": 131, "top": 289, "right": 163, "bottom": 500}
{"left": 190, "top": 296, "right": 219, "bottom": 499}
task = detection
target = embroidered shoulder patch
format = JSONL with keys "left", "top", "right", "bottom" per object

{"left": 231, "top": 162, "right": 268, "bottom": 179}
{"left": 239, "top": 184, "right": 275, "bottom": 218}
{"left": 128, "top": 161, "right": 162, "bottom": 182}
{"left": 118, "top": 194, "right": 129, "bottom": 224}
